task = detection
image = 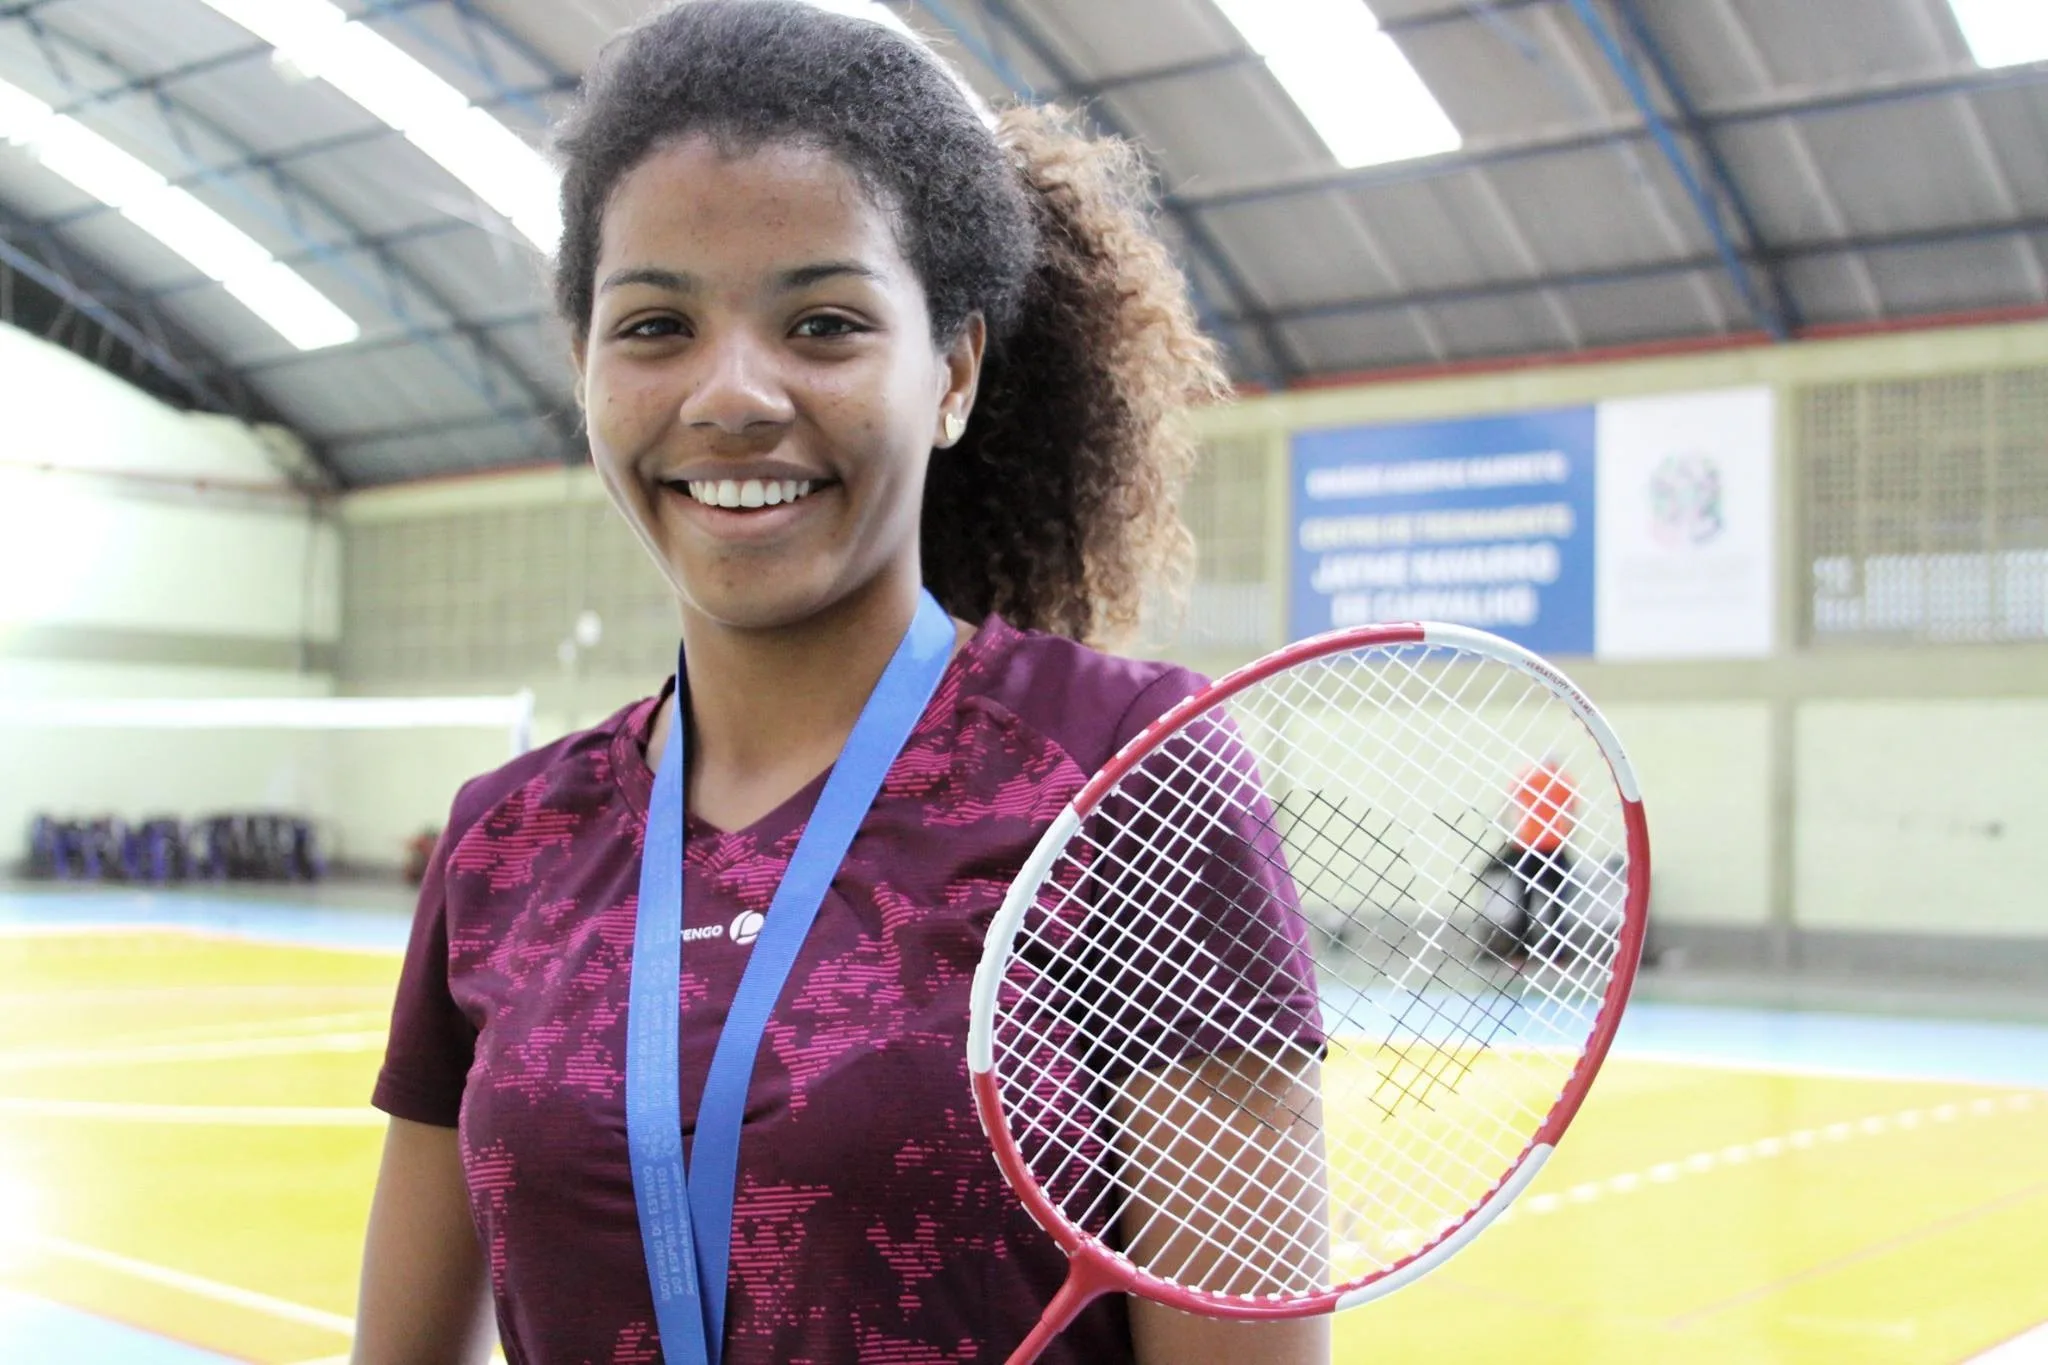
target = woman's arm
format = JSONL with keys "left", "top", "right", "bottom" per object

{"left": 351, "top": 1116, "right": 497, "bottom": 1365}
{"left": 1115, "top": 1053, "right": 1333, "bottom": 1365}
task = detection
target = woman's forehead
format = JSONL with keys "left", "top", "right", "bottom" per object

{"left": 598, "top": 136, "right": 907, "bottom": 279}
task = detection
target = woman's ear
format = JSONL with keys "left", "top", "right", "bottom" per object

{"left": 935, "top": 314, "right": 987, "bottom": 449}
{"left": 569, "top": 334, "right": 589, "bottom": 412}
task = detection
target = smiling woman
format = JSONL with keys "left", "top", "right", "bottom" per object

{"left": 348, "top": 5, "right": 1299, "bottom": 1365}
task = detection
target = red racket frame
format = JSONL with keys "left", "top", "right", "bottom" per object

{"left": 966, "top": 621, "right": 1652, "bottom": 1353}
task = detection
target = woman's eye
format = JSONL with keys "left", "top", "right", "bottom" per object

{"left": 793, "top": 314, "right": 863, "bottom": 339}
{"left": 622, "top": 316, "right": 684, "bottom": 340}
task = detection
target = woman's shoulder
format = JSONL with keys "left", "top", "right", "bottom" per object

{"left": 438, "top": 693, "right": 659, "bottom": 853}
{"left": 961, "top": 615, "right": 1210, "bottom": 777}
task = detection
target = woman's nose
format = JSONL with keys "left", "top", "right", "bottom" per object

{"left": 676, "top": 328, "right": 795, "bottom": 436}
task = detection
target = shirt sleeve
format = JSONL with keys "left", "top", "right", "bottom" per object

{"left": 371, "top": 820, "right": 477, "bottom": 1127}
{"left": 1053, "top": 670, "right": 1325, "bottom": 1075}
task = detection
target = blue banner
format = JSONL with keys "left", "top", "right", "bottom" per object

{"left": 1290, "top": 408, "right": 1598, "bottom": 655}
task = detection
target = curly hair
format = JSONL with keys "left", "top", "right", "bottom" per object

{"left": 550, "top": 0, "right": 1226, "bottom": 644}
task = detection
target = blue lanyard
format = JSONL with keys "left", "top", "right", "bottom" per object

{"left": 625, "top": 590, "right": 956, "bottom": 1365}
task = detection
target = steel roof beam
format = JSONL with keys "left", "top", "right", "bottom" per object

{"left": 37, "top": 81, "right": 570, "bottom": 232}
{"left": 145, "top": 217, "right": 488, "bottom": 301}
{"left": 1562, "top": 0, "right": 1790, "bottom": 339}
{"left": 1380, "top": 0, "right": 1556, "bottom": 39}
{"left": 5, "top": 10, "right": 578, "bottom": 480}
{"left": 44, "top": 41, "right": 273, "bottom": 119}
{"left": 1172, "top": 59, "right": 2048, "bottom": 215}
{"left": 233, "top": 307, "right": 553, "bottom": 374}
{"left": 0, "top": 200, "right": 342, "bottom": 479}
{"left": 328, "top": 405, "right": 546, "bottom": 448}
{"left": 352, "top": 0, "right": 565, "bottom": 127}
{"left": 1607, "top": 0, "right": 1800, "bottom": 332}
{"left": 1213, "top": 216, "right": 2048, "bottom": 327}
{"left": 1064, "top": 49, "right": 1262, "bottom": 101}
{"left": 907, "top": 0, "right": 1301, "bottom": 387}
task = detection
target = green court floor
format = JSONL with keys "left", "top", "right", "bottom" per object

{"left": 2, "top": 915, "right": 2044, "bottom": 1364}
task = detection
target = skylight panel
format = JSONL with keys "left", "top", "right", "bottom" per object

{"left": 197, "top": 0, "right": 563, "bottom": 252}
{"left": 1948, "top": 0, "right": 2048, "bottom": 68}
{"left": 0, "top": 76, "right": 359, "bottom": 351}
{"left": 1210, "top": 0, "right": 1461, "bottom": 168}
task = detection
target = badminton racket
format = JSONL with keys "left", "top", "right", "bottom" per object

{"left": 966, "top": 621, "right": 1650, "bottom": 1361}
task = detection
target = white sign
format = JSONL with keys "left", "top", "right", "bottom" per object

{"left": 1594, "top": 387, "right": 1776, "bottom": 660}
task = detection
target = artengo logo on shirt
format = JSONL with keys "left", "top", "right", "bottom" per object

{"left": 679, "top": 912, "right": 767, "bottom": 949}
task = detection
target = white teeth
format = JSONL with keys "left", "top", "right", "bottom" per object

{"left": 679, "top": 477, "right": 818, "bottom": 508}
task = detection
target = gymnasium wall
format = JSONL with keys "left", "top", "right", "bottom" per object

{"left": 330, "top": 318, "right": 2048, "bottom": 966}
{"left": 0, "top": 322, "right": 341, "bottom": 868}
{"left": 1191, "top": 318, "right": 2048, "bottom": 969}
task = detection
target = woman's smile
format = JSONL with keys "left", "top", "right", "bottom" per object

{"left": 656, "top": 473, "right": 839, "bottom": 544}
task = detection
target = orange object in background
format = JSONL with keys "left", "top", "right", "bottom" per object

{"left": 1512, "top": 761, "right": 1578, "bottom": 851}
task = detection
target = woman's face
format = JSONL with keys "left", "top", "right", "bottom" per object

{"left": 577, "top": 136, "right": 982, "bottom": 634}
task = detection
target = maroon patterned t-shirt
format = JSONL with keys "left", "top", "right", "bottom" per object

{"left": 374, "top": 614, "right": 1311, "bottom": 1364}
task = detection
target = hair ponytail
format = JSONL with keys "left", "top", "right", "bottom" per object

{"left": 922, "top": 107, "right": 1229, "bottom": 646}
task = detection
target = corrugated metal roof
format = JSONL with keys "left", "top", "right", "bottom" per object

{"left": 0, "top": 0, "right": 2042, "bottom": 486}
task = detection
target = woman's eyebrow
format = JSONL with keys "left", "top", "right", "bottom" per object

{"left": 778, "top": 261, "right": 883, "bottom": 291}
{"left": 599, "top": 265, "right": 697, "bottom": 294}
{"left": 597, "top": 262, "right": 881, "bottom": 295}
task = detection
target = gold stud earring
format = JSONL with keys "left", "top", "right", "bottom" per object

{"left": 942, "top": 412, "right": 967, "bottom": 446}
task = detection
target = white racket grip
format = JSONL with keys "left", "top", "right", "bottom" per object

{"left": 1334, "top": 1144, "right": 1555, "bottom": 1311}
{"left": 968, "top": 805, "right": 1083, "bottom": 1076}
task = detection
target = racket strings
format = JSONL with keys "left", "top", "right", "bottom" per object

{"left": 990, "top": 643, "right": 1634, "bottom": 1302}
{"left": 1272, "top": 652, "right": 1627, "bottom": 993}
{"left": 993, "top": 773, "right": 1338, "bottom": 1295}
{"left": 1250, "top": 652, "right": 1625, "bottom": 1139}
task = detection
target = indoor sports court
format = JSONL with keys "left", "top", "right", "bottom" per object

{"left": 2, "top": 2, "right": 2045, "bottom": 1364}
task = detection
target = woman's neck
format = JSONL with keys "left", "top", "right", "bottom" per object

{"left": 651, "top": 573, "right": 934, "bottom": 832}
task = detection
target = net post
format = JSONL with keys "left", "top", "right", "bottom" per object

{"left": 510, "top": 689, "right": 536, "bottom": 757}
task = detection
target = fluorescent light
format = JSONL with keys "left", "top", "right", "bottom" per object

{"left": 1211, "top": 0, "right": 1461, "bottom": 168}
{"left": 0, "top": 75, "right": 360, "bottom": 351}
{"left": 404, "top": 107, "right": 562, "bottom": 248}
{"left": 197, "top": 0, "right": 562, "bottom": 252}
{"left": 0, "top": 78, "right": 52, "bottom": 138}
{"left": 1949, "top": 0, "right": 2048, "bottom": 68}
{"left": 223, "top": 261, "right": 360, "bottom": 350}
{"left": 121, "top": 189, "right": 275, "bottom": 282}
{"left": 25, "top": 118, "right": 164, "bottom": 205}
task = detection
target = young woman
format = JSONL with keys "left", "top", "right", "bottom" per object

{"left": 355, "top": 4, "right": 1330, "bottom": 1362}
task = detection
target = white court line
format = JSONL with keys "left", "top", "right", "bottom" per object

{"left": 1972, "top": 1321, "right": 2048, "bottom": 1363}
{"left": 1500, "top": 1091, "right": 2040, "bottom": 1223}
{"left": 1615, "top": 1046, "right": 2048, "bottom": 1091}
{"left": 0, "top": 923, "right": 402, "bottom": 958}
{"left": 0, "top": 1097, "right": 383, "bottom": 1125}
{"left": 0, "top": 1010, "right": 388, "bottom": 1057}
{"left": 31, "top": 1234, "right": 354, "bottom": 1335}
{"left": 0, "top": 985, "right": 393, "bottom": 1007}
{"left": 1352, "top": 1090, "right": 2043, "bottom": 1261}
{"left": 0, "top": 1031, "right": 387, "bottom": 1072}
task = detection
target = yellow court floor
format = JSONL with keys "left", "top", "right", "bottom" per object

{"left": 1, "top": 919, "right": 2045, "bottom": 1364}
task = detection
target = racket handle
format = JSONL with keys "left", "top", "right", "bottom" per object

{"left": 1005, "top": 1244, "right": 1122, "bottom": 1365}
